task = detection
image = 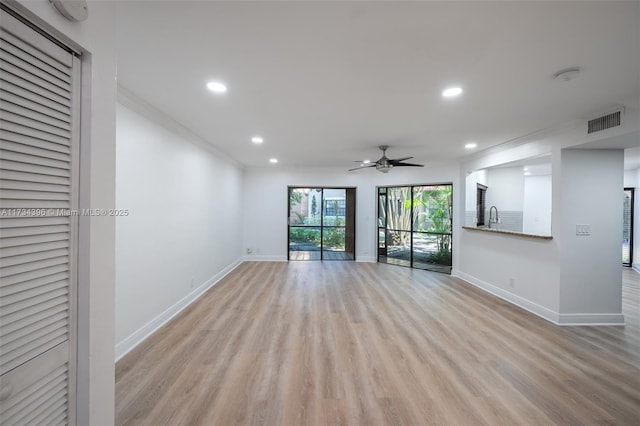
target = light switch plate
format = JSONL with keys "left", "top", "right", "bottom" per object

{"left": 576, "top": 224, "right": 591, "bottom": 236}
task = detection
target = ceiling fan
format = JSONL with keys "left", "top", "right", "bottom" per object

{"left": 349, "top": 145, "right": 424, "bottom": 173}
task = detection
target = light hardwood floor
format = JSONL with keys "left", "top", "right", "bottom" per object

{"left": 116, "top": 262, "right": 640, "bottom": 425}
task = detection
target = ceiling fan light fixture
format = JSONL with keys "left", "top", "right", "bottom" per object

{"left": 376, "top": 163, "right": 393, "bottom": 173}
{"left": 347, "top": 145, "right": 423, "bottom": 172}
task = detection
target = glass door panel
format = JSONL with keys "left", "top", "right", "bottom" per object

{"left": 288, "top": 187, "right": 355, "bottom": 261}
{"left": 378, "top": 190, "right": 387, "bottom": 258}
{"left": 381, "top": 187, "right": 412, "bottom": 265}
{"left": 289, "top": 188, "right": 322, "bottom": 260}
{"left": 383, "top": 230, "right": 412, "bottom": 267}
{"left": 289, "top": 227, "right": 321, "bottom": 260}
{"left": 322, "top": 188, "right": 350, "bottom": 260}
{"left": 378, "top": 184, "right": 453, "bottom": 274}
{"left": 386, "top": 187, "right": 412, "bottom": 231}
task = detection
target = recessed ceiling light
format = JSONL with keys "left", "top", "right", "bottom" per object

{"left": 269, "top": 158, "right": 278, "bottom": 164}
{"left": 523, "top": 167, "right": 529, "bottom": 171}
{"left": 442, "top": 87, "right": 463, "bottom": 98}
{"left": 363, "top": 160, "right": 371, "bottom": 164}
{"left": 251, "top": 136, "right": 264, "bottom": 144}
{"left": 206, "top": 81, "right": 227, "bottom": 93}
{"left": 465, "top": 142, "right": 477, "bottom": 149}
{"left": 524, "top": 171, "right": 531, "bottom": 176}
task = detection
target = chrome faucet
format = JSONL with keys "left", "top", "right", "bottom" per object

{"left": 488, "top": 206, "right": 499, "bottom": 228}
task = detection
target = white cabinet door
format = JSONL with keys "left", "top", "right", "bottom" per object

{"left": 1, "top": 7, "right": 79, "bottom": 425}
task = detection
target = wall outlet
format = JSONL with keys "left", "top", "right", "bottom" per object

{"left": 576, "top": 224, "right": 591, "bottom": 236}
{"left": 508, "top": 277, "right": 515, "bottom": 288}
{"left": 246, "top": 248, "right": 252, "bottom": 254}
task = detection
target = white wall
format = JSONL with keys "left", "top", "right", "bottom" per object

{"left": 457, "top": 230, "right": 561, "bottom": 316}
{"left": 464, "top": 169, "right": 487, "bottom": 226}
{"left": 459, "top": 151, "right": 561, "bottom": 319}
{"left": 115, "top": 89, "right": 244, "bottom": 358}
{"left": 559, "top": 149, "right": 624, "bottom": 320}
{"left": 485, "top": 167, "right": 524, "bottom": 211}
{"left": 243, "top": 164, "right": 460, "bottom": 264}
{"left": 11, "top": 1, "right": 118, "bottom": 423}
{"left": 523, "top": 175, "right": 552, "bottom": 235}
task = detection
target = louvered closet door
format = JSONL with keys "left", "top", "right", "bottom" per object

{"left": 0, "top": 7, "right": 79, "bottom": 426}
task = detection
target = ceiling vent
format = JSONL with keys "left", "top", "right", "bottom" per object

{"left": 587, "top": 109, "right": 623, "bottom": 134}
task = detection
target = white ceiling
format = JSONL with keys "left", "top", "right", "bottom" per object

{"left": 116, "top": 1, "right": 640, "bottom": 169}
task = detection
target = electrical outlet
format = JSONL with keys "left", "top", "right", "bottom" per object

{"left": 246, "top": 248, "right": 252, "bottom": 254}
{"left": 576, "top": 224, "right": 590, "bottom": 236}
{"left": 508, "top": 277, "right": 515, "bottom": 288}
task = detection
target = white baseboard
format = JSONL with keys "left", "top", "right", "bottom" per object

{"left": 557, "top": 313, "right": 625, "bottom": 326}
{"left": 115, "top": 257, "right": 243, "bottom": 361}
{"left": 452, "top": 270, "right": 560, "bottom": 324}
{"left": 242, "top": 255, "right": 376, "bottom": 262}
{"left": 452, "top": 270, "right": 625, "bottom": 326}
{"left": 243, "top": 255, "right": 288, "bottom": 262}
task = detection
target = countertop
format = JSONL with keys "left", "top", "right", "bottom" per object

{"left": 461, "top": 226, "right": 553, "bottom": 240}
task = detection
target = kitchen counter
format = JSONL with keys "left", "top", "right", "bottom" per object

{"left": 462, "top": 226, "right": 553, "bottom": 240}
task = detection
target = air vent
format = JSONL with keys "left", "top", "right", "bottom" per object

{"left": 587, "top": 110, "right": 622, "bottom": 134}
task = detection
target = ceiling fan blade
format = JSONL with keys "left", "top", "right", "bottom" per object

{"left": 348, "top": 164, "right": 377, "bottom": 171}
{"left": 389, "top": 156, "right": 413, "bottom": 163}
{"left": 394, "top": 162, "right": 424, "bottom": 167}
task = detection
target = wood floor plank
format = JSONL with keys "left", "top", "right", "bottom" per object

{"left": 116, "top": 262, "right": 640, "bottom": 425}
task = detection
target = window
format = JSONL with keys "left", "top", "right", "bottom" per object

{"left": 324, "top": 199, "right": 345, "bottom": 217}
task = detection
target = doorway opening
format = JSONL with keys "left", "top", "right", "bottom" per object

{"left": 378, "top": 184, "right": 453, "bottom": 274}
{"left": 288, "top": 187, "right": 356, "bottom": 260}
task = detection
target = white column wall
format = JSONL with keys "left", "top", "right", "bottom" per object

{"left": 558, "top": 149, "right": 624, "bottom": 321}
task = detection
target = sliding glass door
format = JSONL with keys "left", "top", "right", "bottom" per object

{"left": 378, "top": 184, "right": 452, "bottom": 273}
{"left": 288, "top": 187, "right": 355, "bottom": 260}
